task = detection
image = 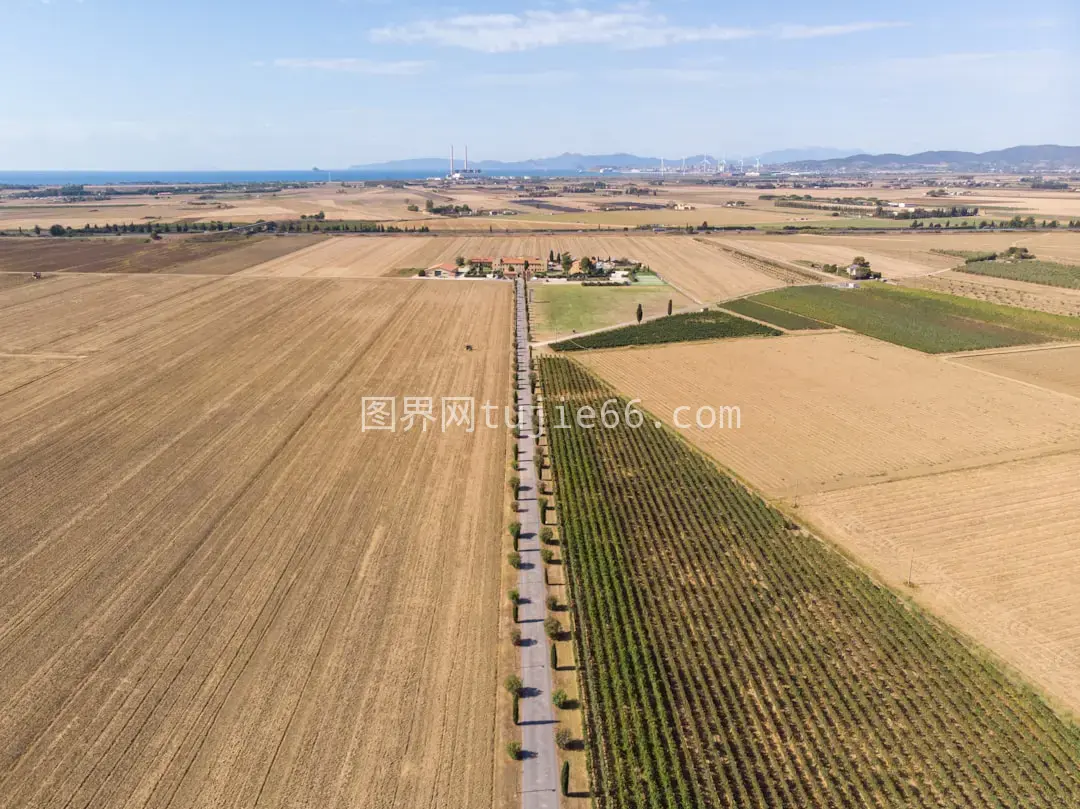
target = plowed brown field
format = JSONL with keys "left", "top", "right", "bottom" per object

{"left": 0, "top": 274, "right": 511, "bottom": 808}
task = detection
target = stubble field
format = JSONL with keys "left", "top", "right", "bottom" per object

{"left": 575, "top": 332, "right": 1080, "bottom": 497}
{"left": 233, "top": 234, "right": 785, "bottom": 303}
{"left": 950, "top": 344, "right": 1080, "bottom": 397}
{"left": 0, "top": 234, "right": 324, "bottom": 275}
{"left": 800, "top": 450, "right": 1080, "bottom": 717}
{"left": 716, "top": 235, "right": 957, "bottom": 279}
{"left": 0, "top": 273, "right": 512, "bottom": 808}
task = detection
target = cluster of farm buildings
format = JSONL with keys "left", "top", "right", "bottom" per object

{"left": 425, "top": 255, "right": 641, "bottom": 281}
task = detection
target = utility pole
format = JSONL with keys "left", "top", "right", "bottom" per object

{"left": 906, "top": 548, "right": 915, "bottom": 587}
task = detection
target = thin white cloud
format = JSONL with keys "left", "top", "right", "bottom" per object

{"left": 371, "top": 9, "right": 756, "bottom": 52}
{"left": 777, "top": 21, "right": 908, "bottom": 39}
{"left": 370, "top": 9, "right": 906, "bottom": 53}
{"left": 468, "top": 70, "right": 577, "bottom": 87}
{"left": 272, "top": 57, "right": 429, "bottom": 76}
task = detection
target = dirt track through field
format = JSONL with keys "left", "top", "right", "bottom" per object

{"left": 0, "top": 275, "right": 511, "bottom": 808}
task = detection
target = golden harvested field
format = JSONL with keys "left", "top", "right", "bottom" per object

{"left": 241, "top": 234, "right": 783, "bottom": 302}
{"left": 554, "top": 234, "right": 785, "bottom": 302}
{"left": 904, "top": 270, "right": 1080, "bottom": 317}
{"left": 0, "top": 274, "right": 512, "bottom": 808}
{"left": 800, "top": 451, "right": 1080, "bottom": 714}
{"left": 0, "top": 234, "right": 324, "bottom": 275}
{"left": 716, "top": 235, "right": 957, "bottom": 278}
{"left": 950, "top": 344, "right": 1080, "bottom": 397}
{"left": 538, "top": 205, "right": 825, "bottom": 228}
{"left": 389, "top": 215, "right": 589, "bottom": 232}
{"left": 957, "top": 190, "right": 1080, "bottom": 219}
{"left": 0, "top": 355, "right": 80, "bottom": 396}
{"left": 238, "top": 236, "right": 445, "bottom": 277}
{"left": 575, "top": 332, "right": 1080, "bottom": 498}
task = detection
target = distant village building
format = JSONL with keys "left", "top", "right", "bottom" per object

{"left": 428, "top": 262, "right": 460, "bottom": 278}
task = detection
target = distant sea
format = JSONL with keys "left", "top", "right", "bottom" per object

{"left": 0, "top": 169, "right": 572, "bottom": 186}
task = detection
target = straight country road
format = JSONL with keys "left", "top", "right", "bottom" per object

{"left": 515, "top": 278, "right": 560, "bottom": 809}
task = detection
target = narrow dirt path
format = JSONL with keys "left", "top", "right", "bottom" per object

{"left": 515, "top": 279, "right": 560, "bottom": 808}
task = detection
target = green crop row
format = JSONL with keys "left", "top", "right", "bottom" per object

{"left": 960, "top": 259, "right": 1080, "bottom": 290}
{"left": 720, "top": 298, "right": 834, "bottom": 330}
{"left": 747, "top": 284, "right": 1080, "bottom": 352}
{"left": 540, "top": 355, "right": 1080, "bottom": 809}
{"left": 550, "top": 309, "right": 778, "bottom": 352}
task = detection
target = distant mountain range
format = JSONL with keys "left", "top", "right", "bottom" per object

{"left": 351, "top": 145, "right": 1080, "bottom": 174}
{"left": 350, "top": 148, "right": 863, "bottom": 173}
{"left": 782, "top": 145, "right": 1080, "bottom": 171}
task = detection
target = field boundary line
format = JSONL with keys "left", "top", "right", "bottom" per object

{"left": 937, "top": 340, "right": 1080, "bottom": 359}
{"left": 779, "top": 441, "right": 1080, "bottom": 500}
{"left": 942, "top": 356, "right": 1080, "bottom": 402}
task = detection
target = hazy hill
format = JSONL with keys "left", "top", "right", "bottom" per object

{"left": 352, "top": 145, "right": 1080, "bottom": 174}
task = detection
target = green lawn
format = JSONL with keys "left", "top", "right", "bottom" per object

{"left": 720, "top": 297, "right": 835, "bottom": 330}
{"left": 748, "top": 283, "right": 1080, "bottom": 352}
{"left": 530, "top": 282, "right": 689, "bottom": 341}
{"left": 960, "top": 259, "right": 1080, "bottom": 290}
{"left": 550, "top": 308, "right": 778, "bottom": 351}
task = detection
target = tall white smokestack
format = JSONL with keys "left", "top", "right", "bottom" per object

{"left": 451, "top": 145, "right": 455, "bottom": 175}
{"left": 465, "top": 145, "right": 469, "bottom": 171}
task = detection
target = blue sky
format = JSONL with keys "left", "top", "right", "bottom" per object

{"left": 1, "top": 0, "right": 1077, "bottom": 169}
